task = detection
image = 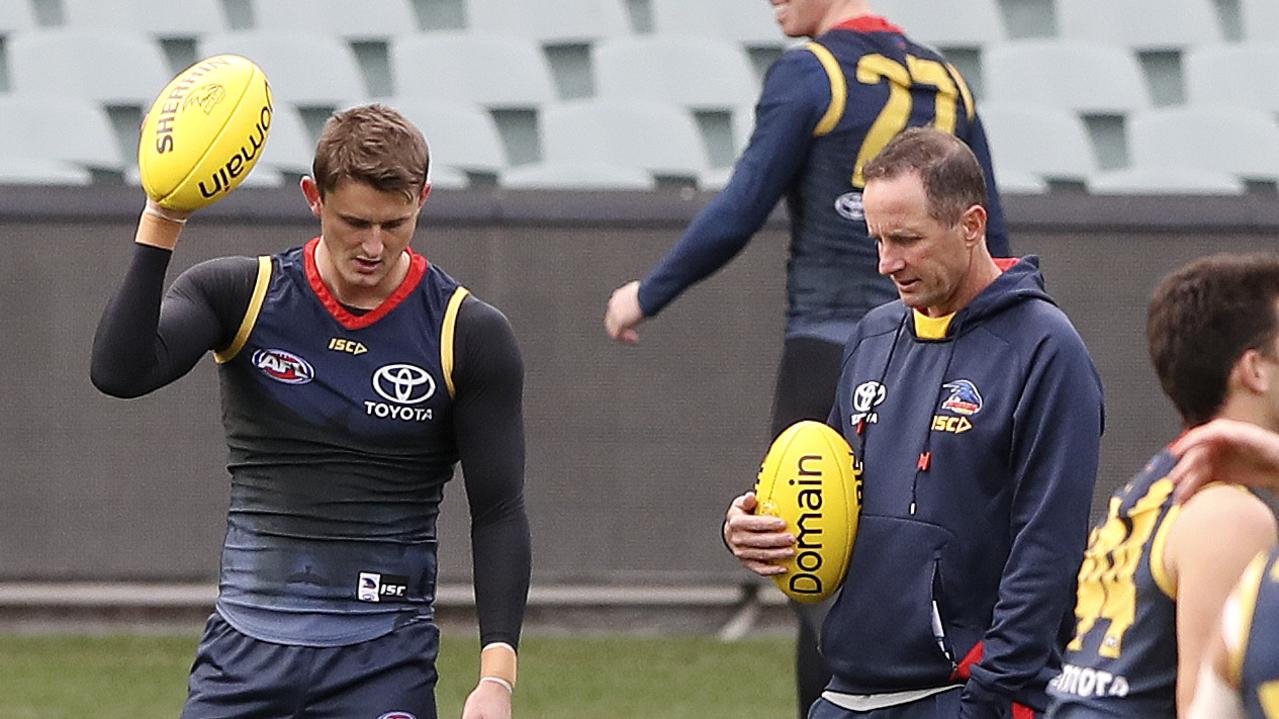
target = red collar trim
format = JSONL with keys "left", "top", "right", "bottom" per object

{"left": 831, "top": 15, "right": 902, "bottom": 34}
{"left": 303, "top": 237, "right": 428, "bottom": 330}
{"left": 993, "top": 257, "right": 1020, "bottom": 272}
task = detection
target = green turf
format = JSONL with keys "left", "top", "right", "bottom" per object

{"left": 0, "top": 632, "right": 795, "bottom": 718}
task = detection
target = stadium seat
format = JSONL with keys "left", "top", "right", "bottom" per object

{"left": 8, "top": 30, "right": 172, "bottom": 106}
{"left": 465, "top": 0, "right": 631, "bottom": 44}
{"left": 0, "top": 158, "right": 93, "bottom": 185}
{"left": 978, "top": 101, "right": 1095, "bottom": 183}
{"left": 0, "top": 94, "right": 123, "bottom": 170}
{"left": 390, "top": 33, "right": 556, "bottom": 109}
{"left": 592, "top": 36, "right": 759, "bottom": 112}
{"left": 500, "top": 163, "right": 656, "bottom": 190}
{"left": 1088, "top": 167, "right": 1245, "bottom": 195}
{"left": 252, "top": 0, "right": 417, "bottom": 41}
{"left": 985, "top": 41, "right": 1150, "bottom": 114}
{"left": 649, "top": 0, "right": 786, "bottom": 49}
{"left": 1056, "top": 0, "right": 1223, "bottom": 51}
{"left": 364, "top": 97, "right": 506, "bottom": 176}
{"left": 1238, "top": 0, "right": 1279, "bottom": 44}
{"left": 60, "top": 0, "right": 228, "bottom": 38}
{"left": 1185, "top": 45, "right": 1279, "bottom": 112}
{"left": 255, "top": 103, "right": 316, "bottom": 177}
{"left": 1125, "top": 106, "right": 1279, "bottom": 182}
{"left": 875, "top": 0, "right": 1007, "bottom": 49}
{"left": 0, "top": 2, "right": 36, "bottom": 34}
{"left": 991, "top": 168, "right": 1049, "bottom": 195}
{"left": 429, "top": 165, "right": 469, "bottom": 190}
{"left": 538, "top": 99, "right": 710, "bottom": 179}
{"left": 198, "top": 32, "right": 366, "bottom": 107}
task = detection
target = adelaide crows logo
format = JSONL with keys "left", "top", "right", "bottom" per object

{"left": 940, "top": 379, "right": 983, "bottom": 416}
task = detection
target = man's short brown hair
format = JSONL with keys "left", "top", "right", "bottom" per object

{"left": 862, "top": 127, "right": 987, "bottom": 227}
{"left": 311, "top": 103, "right": 429, "bottom": 200}
{"left": 1148, "top": 252, "right": 1279, "bottom": 426}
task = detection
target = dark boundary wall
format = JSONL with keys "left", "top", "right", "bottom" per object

{"left": 2, "top": 187, "right": 1278, "bottom": 584}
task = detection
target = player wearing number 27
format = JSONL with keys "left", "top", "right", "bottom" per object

{"left": 1047, "top": 253, "right": 1279, "bottom": 718}
{"left": 604, "top": 2, "right": 1008, "bottom": 713}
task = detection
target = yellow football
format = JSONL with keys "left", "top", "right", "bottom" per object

{"left": 138, "top": 54, "right": 272, "bottom": 211}
{"left": 754, "top": 420, "right": 861, "bottom": 603}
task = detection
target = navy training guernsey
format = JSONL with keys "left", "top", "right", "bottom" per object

{"left": 1228, "top": 549, "right": 1279, "bottom": 719}
{"left": 638, "top": 15, "right": 1009, "bottom": 344}
{"left": 823, "top": 257, "right": 1102, "bottom": 713}
{"left": 212, "top": 239, "right": 467, "bottom": 645}
{"left": 1047, "top": 450, "right": 1181, "bottom": 718}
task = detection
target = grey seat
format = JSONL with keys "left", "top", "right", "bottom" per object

{"left": 649, "top": 0, "right": 786, "bottom": 49}
{"left": 60, "top": 0, "right": 228, "bottom": 38}
{"left": 465, "top": 0, "right": 630, "bottom": 44}
{"left": 985, "top": 40, "right": 1150, "bottom": 114}
{"left": 1088, "top": 167, "right": 1244, "bottom": 195}
{"left": 8, "top": 30, "right": 172, "bottom": 105}
{"left": 198, "top": 31, "right": 366, "bottom": 107}
{"left": 1185, "top": 45, "right": 1279, "bottom": 112}
{"left": 1125, "top": 106, "right": 1279, "bottom": 182}
{"left": 875, "top": 0, "right": 1007, "bottom": 50}
{"left": 0, "top": 94, "right": 123, "bottom": 170}
{"left": 390, "top": 32, "right": 556, "bottom": 109}
{"left": 1056, "top": 0, "right": 1223, "bottom": 51}
{"left": 500, "top": 163, "right": 655, "bottom": 190}
{"left": 978, "top": 101, "right": 1096, "bottom": 183}
{"left": 253, "top": 0, "right": 417, "bottom": 41}
{"left": 592, "top": 36, "right": 759, "bottom": 112}
{"left": 538, "top": 98, "right": 710, "bottom": 180}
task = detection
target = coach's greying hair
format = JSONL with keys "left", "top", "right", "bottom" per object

{"left": 862, "top": 127, "right": 987, "bottom": 228}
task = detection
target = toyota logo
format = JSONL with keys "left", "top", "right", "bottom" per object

{"left": 372, "top": 364, "right": 435, "bottom": 404}
{"left": 853, "top": 381, "right": 886, "bottom": 412}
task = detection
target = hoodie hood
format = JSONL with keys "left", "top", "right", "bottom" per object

{"left": 913, "top": 256, "right": 1053, "bottom": 340}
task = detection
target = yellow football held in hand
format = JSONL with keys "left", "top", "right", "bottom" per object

{"left": 138, "top": 54, "right": 273, "bottom": 212}
{"left": 754, "top": 420, "right": 861, "bottom": 603}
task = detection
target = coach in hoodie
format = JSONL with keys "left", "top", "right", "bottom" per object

{"left": 725, "top": 127, "right": 1103, "bottom": 719}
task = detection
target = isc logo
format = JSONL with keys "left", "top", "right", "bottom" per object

{"left": 931, "top": 415, "right": 974, "bottom": 434}
{"left": 328, "top": 338, "right": 368, "bottom": 355}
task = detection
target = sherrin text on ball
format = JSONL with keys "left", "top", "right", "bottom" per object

{"left": 138, "top": 54, "right": 272, "bottom": 211}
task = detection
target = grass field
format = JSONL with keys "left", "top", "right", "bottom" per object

{"left": 0, "top": 632, "right": 796, "bottom": 718}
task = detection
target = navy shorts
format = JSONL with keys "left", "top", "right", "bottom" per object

{"left": 181, "top": 612, "right": 439, "bottom": 719}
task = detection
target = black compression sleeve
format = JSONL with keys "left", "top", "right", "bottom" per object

{"left": 90, "top": 244, "right": 257, "bottom": 398}
{"left": 452, "top": 295, "right": 531, "bottom": 650}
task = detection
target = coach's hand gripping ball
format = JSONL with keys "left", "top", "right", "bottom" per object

{"left": 138, "top": 54, "right": 272, "bottom": 212}
{"left": 754, "top": 421, "right": 861, "bottom": 603}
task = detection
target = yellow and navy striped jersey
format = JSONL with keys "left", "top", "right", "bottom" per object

{"left": 1048, "top": 449, "right": 1181, "bottom": 717}
{"left": 1227, "top": 549, "right": 1279, "bottom": 719}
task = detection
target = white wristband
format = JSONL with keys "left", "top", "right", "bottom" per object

{"left": 479, "top": 676, "right": 514, "bottom": 693}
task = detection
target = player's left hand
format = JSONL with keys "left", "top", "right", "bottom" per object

{"left": 604, "top": 280, "right": 644, "bottom": 344}
{"left": 461, "top": 679, "right": 512, "bottom": 719}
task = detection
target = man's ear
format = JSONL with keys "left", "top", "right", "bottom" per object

{"left": 418, "top": 181, "right": 432, "bottom": 209}
{"left": 960, "top": 203, "right": 988, "bottom": 248}
{"left": 300, "top": 176, "right": 323, "bottom": 218}
{"left": 1232, "top": 349, "right": 1273, "bottom": 395}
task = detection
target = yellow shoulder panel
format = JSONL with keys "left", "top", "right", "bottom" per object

{"left": 441, "top": 286, "right": 471, "bottom": 398}
{"left": 805, "top": 42, "right": 846, "bottom": 137}
{"left": 214, "top": 255, "right": 272, "bottom": 364}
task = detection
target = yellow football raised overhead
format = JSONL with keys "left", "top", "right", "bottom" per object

{"left": 138, "top": 54, "right": 272, "bottom": 211}
{"left": 755, "top": 420, "right": 861, "bottom": 603}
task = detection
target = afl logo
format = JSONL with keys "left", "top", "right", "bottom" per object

{"left": 373, "top": 364, "right": 435, "bottom": 404}
{"left": 252, "top": 348, "right": 314, "bottom": 384}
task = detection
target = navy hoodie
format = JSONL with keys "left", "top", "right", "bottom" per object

{"left": 823, "top": 257, "right": 1103, "bottom": 716}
